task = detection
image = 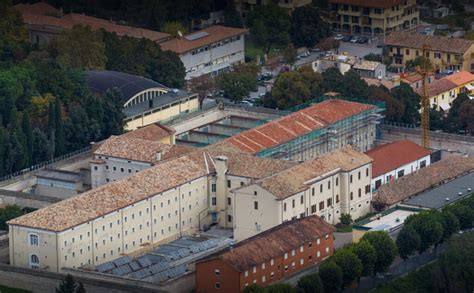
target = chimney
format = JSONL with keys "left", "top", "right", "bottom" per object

{"left": 149, "top": 99, "right": 154, "bottom": 109}
{"left": 215, "top": 156, "right": 228, "bottom": 177}
{"left": 156, "top": 151, "right": 162, "bottom": 162}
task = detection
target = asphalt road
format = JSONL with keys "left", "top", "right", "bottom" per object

{"left": 338, "top": 41, "right": 382, "bottom": 59}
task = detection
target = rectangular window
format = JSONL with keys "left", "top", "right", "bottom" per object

{"left": 319, "top": 201, "right": 324, "bottom": 211}
{"left": 227, "top": 198, "right": 232, "bottom": 205}
{"left": 397, "top": 170, "right": 405, "bottom": 178}
{"left": 284, "top": 203, "right": 287, "bottom": 212}
{"left": 212, "top": 197, "right": 217, "bottom": 205}
{"left": 227, "top": 180, "right": 231, "bottom": 188}
{"left": 350, "top": 175, "right": 353, "bottom": 183}
{"left": 336, "top": 178, "right": 338, "bottom": 186}
{"left": 327, "top": 198, "right": 332, "bottom": 207}
{"left": 211, "top": 184, "right": 216, "bottom": 192}
{"left": 365, "top": 185, "right": 370, "bottom": 194}
{"left": 311, "top": 205, "right": 317, "bottom": 213}
{"left": 300, "top": 195, "right": 304, "bottom": 204}
{"left": 328, "top": 181, "right": 331, "bottom": 189}
{"left": 215, "top": 269, "right": 220, "bottom": 276}
{"left": 420, "top": 160, "right": 426, "bottom": 168}
{"left": 254, "top": 201, "right": 258, "bottom": 210}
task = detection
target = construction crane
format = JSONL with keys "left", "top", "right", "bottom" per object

{"left": 417, "top": 44, "right": 431, "bottom": 149}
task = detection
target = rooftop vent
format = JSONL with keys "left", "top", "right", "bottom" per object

{"left": 459, "top": 192, "right": 463, "bottom": 196}
{"left": 445, "top": 197, "right": 450, "bottom": 201}
{"left": 172, "top": 88, "right": 179, "bottom": 94}
{"left": 468, "top": 188, "right": 472, "bottom": 192}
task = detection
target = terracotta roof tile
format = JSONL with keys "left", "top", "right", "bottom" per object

{"left": 199, "top": 215, "right": 334, "bottom": 272}
{"left": 254, "top": 147, "right": 372, "bottom": 199}
{"left": 121, "top": 123, "right": 175, "bottom": 141}
{"left": 223, "top": 100, "right": 375, "bottom": 154}
{"left": 365, "top": 140, "right": 431, "bottom": 178}
{"left": 443, "top": 71, "right": 474, "bottom": 86}
{"left": 372, "top": 155, "right": 474, "bottom": 206}
{"left": 14, "top": 2, "right": 60, "bottom": 16}
{"left": 415, "top": 78, "right": 456, "bottom": 97}
{"left": 385, "top": 32, "right": 474, "bottom": 54}
{"left": 159, "top": 25, "right": 247, "bottom": 54}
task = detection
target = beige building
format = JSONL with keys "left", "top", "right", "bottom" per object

{"left": 385, "top": 32, "right": 474, "bottom": 72}
{"left": 91, "top": 123, "right": 193, "bottom": 188}
{"left": 235, "top": 0, "right": 312, "bottom": 17}
{"left": 233, "top": 147, "right": 373, "bottom": 241}
{"left": 329, "top": 0, "right": 419, "bottom": 36}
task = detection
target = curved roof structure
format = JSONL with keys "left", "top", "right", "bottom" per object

{"left": 85, "top": 70, "right": 168, "bottom": 103}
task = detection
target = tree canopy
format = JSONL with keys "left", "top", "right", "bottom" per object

{"left": 333, "top": 249, "right": 363, "bottom": 287}
{"left": 290, "top": 5, "right": 330, "bottom": 48}
{"left": 361, "top": 231, "right": 397, "bottom": 274}
{"left": 318, "top": 261, "right": 343, "bottom": 293}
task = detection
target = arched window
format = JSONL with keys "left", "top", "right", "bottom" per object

{"left": 28, "top": 233, "right": 39, "bottom": 246}
{"left": 30, "top": 254, "right": 39, "bottom": 269}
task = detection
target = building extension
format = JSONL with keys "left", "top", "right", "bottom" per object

{"left": 385, "top": 32, "right": 474, "bottom": 72}
{"left": 196, "top": 215, "right": 334, "bottom": 293}
{"left": 328, "top": 0, "right": 419, "bottom": 36}
{"left": 85, "top": 71, "right": 199, "bottom": 130}
{"left": 365, "top": 140, "right": 431, "bottom": 191}
{"left": 219, "top": 99, "right": 383, "bottom": 161}
{"left": 160, "top": 26, "right": 247, "bottom": 80}
{"left": 232, "top": 147, "right": 373, "bottom": 241}
{"left": 14, "top": 2, "right": 171, "bottom": 46}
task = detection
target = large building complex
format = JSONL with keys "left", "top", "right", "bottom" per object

{"left": 232, "top": 147, "right": 372, "bottom": 241}
{"left": 219, "top": 99, "right": 383, "bottom": 161}
{"left": 196, "top": 216, "right": 334, "bottom": 293}
{"left": 328, "top": 0, "right": 419, "bottom": 36}
{"left": 366, "top": 140, "right": 431, "bottom": 190}
{"left": 385, "top": 32, "right": 474, "bottom": 72}
{"left": 85, "top": 71, "right": 199, "bottom": 130}
{"left": 14, "top": 2, "right": 171, "bottom": 45}
{"left": 160, "top": 26, "right": 247, "bottom": 80}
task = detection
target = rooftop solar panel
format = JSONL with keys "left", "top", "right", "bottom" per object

{"left": 96, "top": 262, "right": 115, "bottom": 272}
{"left": 130, "top": 261, "right": 141, "bottom": 271}
{"left": 113, "top": 256, "right": 131, "bottom": 267}
{"left": 137, "top": 257, "right": 152, "bottom": 267}
{"left": 184, "top": 31, "right": 209, "bottom": 41}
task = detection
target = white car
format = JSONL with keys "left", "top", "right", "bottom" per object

{"left": 350, "top": 36, "right": 360, "bottom": 43}
{"left": 334, "top": 34, "right": 344, "bottom": 40}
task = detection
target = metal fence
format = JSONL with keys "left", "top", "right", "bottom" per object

{"left": 0, "top": 146, "right": 91, "bottom": 183}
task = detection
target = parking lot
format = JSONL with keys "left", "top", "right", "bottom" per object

{"left": 338, "top": 40, "right": 382, "bottom": 58}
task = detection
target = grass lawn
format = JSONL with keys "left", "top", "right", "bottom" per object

{"left": 335, "top": 224, "right": 353, "bottom": 233}
{"left": 0, "top": 284, "right": 30, "bottom": 293}
{"left": 245, "top": 39, "right": 280, "bottom": 63}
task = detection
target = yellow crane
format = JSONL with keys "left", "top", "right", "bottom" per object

{"left": 417, "top": 44, "right": 431, "bottom": 149}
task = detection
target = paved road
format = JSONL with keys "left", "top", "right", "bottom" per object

{"left": 338, "top": 41, "right": 382, "bottom": 58}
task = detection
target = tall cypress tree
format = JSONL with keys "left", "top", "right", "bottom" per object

{"left": 0, "top": 127, "right": 4, "bottom": 177}
{"left": 54, "top": 97, "right": 66, "bottom": 156}
{"left": 21, "top": 113, "right": 33, "bottom": 165}
{"left": 2, "top": 96, "right": 14, "bottom": 127}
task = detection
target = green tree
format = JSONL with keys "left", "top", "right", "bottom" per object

{"left": 405, "top": 56, "right": 432, "bottom": 72}
{"left": 188, "top": 75, "right": 216, "bottom": 108}
{"left": 247, "top": 3, "right": 291, "bottom": 53}
{"left": 265, "top": 283, "right": 295, "bottom": 293}
{"left": 283, "top": 44, "right": 297, "bottom": 67}
{"left": 318, "top": 261, "right": 343, "bottom": 293}
{"left": 340, "top": 213, "right": 352, "bottom": 226}
{"left": 56, "top": 25, "right": 107, "bottom": 70}
{"left": 297, "top": 273, "right": 323, "bottom": 293}
{"left": 446, "top": 204, "right": 474, "bottom": 230}
{"left": 340, "top": 70, "right": 369, "bottom": 99}
{"left": 290, "top": 5, "right": 330, "bottom": 48}
{"left": 242, "top": 284, "right": 264, "bottom": 293}
{"left": 322, "top": 67, "right": 344, "bottom": 93}
{"left": 100, "top": 89, "right": 124, "bottom": 138}
{"left": 0, "top": 127, "right": 4, "bottom": 176}
{"left": 217, "top": 64, "right": 259, "bottom": 103}
{"left": 361, "top": 231, "right": 397, "bottom": 275}
{"left": 396, "top": 224, "right": 421, "bottom": 260}
{"left": 223, "top": 0, "right": 243, "bottom": 28}
{"left": 0, "top": 0, "right": 29, "bottom": 66}
{"left": 161, "top": 21, "right": 188, "bottom": 37}
{"left": 54, "top": 97, "right": 66, "bottom": 156}
{"left": 391, "top": 82, "right": 421, "bottom": 124}
{"left": 351, "top": 240, "right": 377, "bottom": 277}
{"left": 459, "top": 100, "right": 474, "bottom": 135}
{"left": 429, "top": 106, "right": 445, "bottom": 131}
{"left": 21, "top": 113, "right": 33, "bottom": 165}
{"left": 440, "top": 210, "right": 460, "bottom": 241}
{"left": 55, "top": 274, "right": 84, "bottom": 293}
{"left": 443, "top": 93, "right": 469, "bottom": 133}
{"left": 363, "top": 53, "right": 383, "bottom": 63}
{"left": 333, "top": 249, "right": 363, "bottom": 287}
{"left": 32, "top": 128, "right": 52, "bottom": 164}
{"left": 368, "top": 85, "right": 405, "bottom": 122}
{"left": 0, "top": 205, "right": 23, "bottom": 230}
{"left": 410, "top": 212, "right": 444, "bottom": 253}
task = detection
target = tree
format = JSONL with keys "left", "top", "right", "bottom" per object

{"left": 440, "top": 210, "right": 460, "bottom": 241}
{"left": 351, "top": 241, "right": 377, "bottom": 277}
{"left": 318, "top": 261, "right": 343, "bottom": 293}
{"left": 188, "top": 75, "right": 215, "bottom": 108}
{"left": 297, "top": 273, "right": 323, "bottom": 293}
{"left": 242, "top": 284, "right": 264, "bottom": 293}
{"left": 223, "top": 0, "right": 243, "bottom": 28}
{"left": 56, "top": 25, "right": 107, "bottom": 70}
{"left": 0, "top": 127, "right": 4, "bottom": 176}
{"left": 443, "top": 93, "right": 469, "bottom": 133}
{"left": 429, "top": 106, "right": 445, "bottom": 131}
{"left": 363, "top": 53, "right": 383, "bottom": 63}
{"left": 410, "top": 212, "right": 443, "bottom": 253}
{"left": 391, "top": 82, "right": 421, "bottom": 124}
{"left": 361, "top": 231, "right": 397, "bottom": 275}
{"left": 396, "top": 224, "right": 421, "bottom": 260}
{"left": 446, "top": 204, "right": 474, "bottom": 230}
{"left": 265, "top": 283, "right": 295, "bottom": 293}
{"left": 0, "top": 205, "right": 23, "bottom": 230}
{"left": 54, "top": 97, "right": 66, "bottom": 156}
{"left": 247, "top": 4, "right": 291, "bottom": 54}
{"left": 322, "top": 67, "right": 344, "bottom": 93}
{"left": 55, "top": 274, "right": 84, "bottom": 293}
{"left": 283, "top": 44, "right": 297, "bottom": 67}
{"left": 217, "top": 64, "right": 259, "bottom": 103}
{"left": 340, "top": 213, "right": 352, "bottom": 226}
{"left": 405, "top": 56, "right": 432, "bottom": 72}
{"left": 333, "top": 249, "right": 363, "bottom": 287}
{"left": 368, "top": 85, "right": 405, "bottom": 122}
{"left": 459, "top": 100, "right": 474, "bottom": 135}
{"left": 161, "top": 21, "right": 188, "bottom": 37}
{"left": 100, "top": 89, "right": 124, "bottom": 138}
{"left": 340, "top": 70, "right": 369, "bottom": 99}
{"left": 290, "top": 6, "right": 330, "bottom": 48}
{"left": 0, "top": 0, "right": 29, "bottom": 66}
{"left": 21, "top": 113, "right": 33, "bottom": 165}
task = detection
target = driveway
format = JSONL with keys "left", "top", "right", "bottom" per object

{"left": 338, "top": 42, "right": 382, "bottom": 58}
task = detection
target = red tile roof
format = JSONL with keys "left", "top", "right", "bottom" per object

{"left": 198, "top": 215, "right": 334, "bottom": 272}
{"left": 122, "top": 123, "right": 175, "bottom": 141}
{"left": 365, "top": 140, "right": 431, "bottom": 178}
{"left": 15, "top": 3, "right": 170, "bottom": 42}
{"left": 159, "top": 25, "right": 247, "bottom": 54}
{"left": 385, "top": 32, "right": 474, "bottom": 54}
{"left": 329, "top": 0, "right": 405, "bottom": 8}
{"left": 222, "top": 100, "right": 376, "bottom": 154}
{"left": 443, "top": 71, "right": 474, "bottom": 86}
{"left": 416, "top": 78, "right": 456, "bottom": 97}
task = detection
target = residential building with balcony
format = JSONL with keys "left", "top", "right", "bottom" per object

{"left": 329, "top": 0, "right": 419, "bottom": 36}
{"left": 196, "top": 216, "right": 334, "bottom": 293}
{"left": 385, "top": 32, "right": 474, "bottom": 72}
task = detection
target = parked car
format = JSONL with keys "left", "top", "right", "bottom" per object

{"left": 310, "top": 47, "right": 321, "bottom": 52}
{"left": 357, "top": 37, "right": 369, "bottom": 44}
{"left": 334, "top": 34, "right": 344, "bottom": 40}
{"left": 350, "top": 36, "right": 360, "bottom": 43}
{"left": 342, "top": 35, "right": 353, "bottom": 42}
{"left": 241, "top": 100, "right": 253, "bottom": 106}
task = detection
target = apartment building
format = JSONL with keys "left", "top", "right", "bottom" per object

{"left": 196, "top": 216, "right": 334, "bottom": 293}
{"left": 443, "top": 71, "right": 474, "bottom": 96}
{"left": 90, "top": 123, "right": 193, "bottom": 188}
{"left": 415, "top": 78, "right": 456, "bottom": 111}
{"left": 160, "top": 26, "right": 247, "bottom": 80}
{"left": 365, "top": 140, "right": 431, "bottom": 191}
{"left": 232, "top": 147, "right": 372, "bottom": 241}
{"left": 235, "top": 0, "right": 312, "bottom": 17}
{"left": 385, "top": 32, "right": 474, "bottom": 72}
{"left": 329, "top": 0, "right": 419, "bottom": 36}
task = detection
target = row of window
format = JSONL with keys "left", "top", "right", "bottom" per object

{"left": 190, "top": 35, "right": 242, "bottom": 56}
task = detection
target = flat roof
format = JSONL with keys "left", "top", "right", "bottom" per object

{"left": 36, "top": 169, "right": 82, "bottom": 183}
{"left": 402, "top": 172, "right": 474, "bottom": 209}
{"left": 360, "top": 209, "right": 418, "bottom": 231}
{"left": 123, "top": 90, "right": 197, "bottom": 118}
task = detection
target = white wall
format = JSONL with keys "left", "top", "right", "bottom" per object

{"left": 91, "top": 156, "right": 151, "bottom": 189}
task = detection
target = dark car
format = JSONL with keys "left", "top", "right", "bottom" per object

{"left": 342, "top": 35, "right": 353, "bottom": 42}
{"left": 357, "top": 37, "right": 369, "bottom": 44}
